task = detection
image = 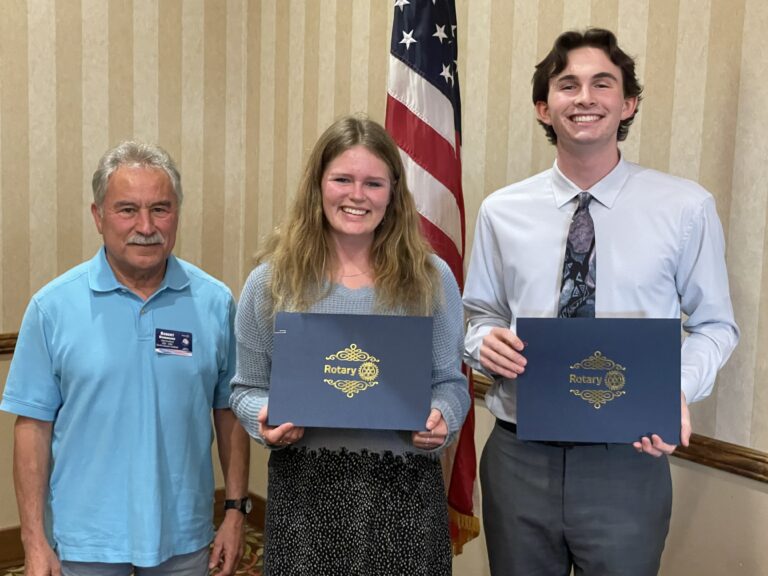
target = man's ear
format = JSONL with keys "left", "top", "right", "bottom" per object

{"left": 91, "top": 203, "right": 103, "bottom": 235}
{"left": 621, "top": 96, "right": 638, "bottom": 120}
{"left": 535, "top": 101, "right": 552, "bottom": 125}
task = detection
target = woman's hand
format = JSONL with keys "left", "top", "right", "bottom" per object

{"left": 411, "top": 408, "right": 448, "bottom": 450}
{"left": 258, "top": 405, "right": 305, "bottom": 447}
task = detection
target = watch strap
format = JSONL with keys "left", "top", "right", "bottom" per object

{"left": 224, "top": 497, "right": 251, "bottom": 515}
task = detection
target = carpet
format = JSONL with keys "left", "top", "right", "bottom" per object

{"left": 0, "top": 523, "right": 264, "bottom": 576}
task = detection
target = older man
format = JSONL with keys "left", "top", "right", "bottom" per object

{"left": 1, "top": 142, "right": 250, "bottom": 576}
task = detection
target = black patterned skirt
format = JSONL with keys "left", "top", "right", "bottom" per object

{"left": 264, "top": 448, "right": 451, "bottom": 576}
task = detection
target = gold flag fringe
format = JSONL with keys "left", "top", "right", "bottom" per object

{"left": 449, "top": 505, "right": 481, "bottom": 555}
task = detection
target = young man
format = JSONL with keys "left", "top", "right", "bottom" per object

{"left": 463, "top": 29, "right": 738, "bottom": 576}
{"left": 1, "top": 142, "right": 250, "bottom": 576}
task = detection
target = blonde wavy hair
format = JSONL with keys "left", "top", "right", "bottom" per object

{"left": 258, "top": 115, "right": 440, "bottom": 316}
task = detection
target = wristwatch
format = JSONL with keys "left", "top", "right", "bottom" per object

{"left": 224, "top": 497, "right": 252, "bottom": 515}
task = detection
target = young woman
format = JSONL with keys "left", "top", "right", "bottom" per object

{"left": 230, "top": 115, "right": 469, "bottom": 576}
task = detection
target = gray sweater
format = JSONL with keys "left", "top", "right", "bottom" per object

{"left": 230, "top": 255, "right": 470, "bottom": 457}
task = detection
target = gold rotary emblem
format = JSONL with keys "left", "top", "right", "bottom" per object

{"left": 569, "top": 350, "right": 628, "bottom": 409}
{"left": 358, "top": 362, "right": 379, "bottom": 382}
{"left": 323, "top": 343, "right": 381, "bottom": 398}
{"left": 604, "top": 370, "right": 625, "bottom": 391}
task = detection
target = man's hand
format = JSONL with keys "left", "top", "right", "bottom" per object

{"left": 208, "top": 510, "right": 245, "bottom": 575}
{"left": 479, "top": 327, "right": 527, "bottom": 379}
{"left": 22, "top": 536, "right": 61, "bottom": 576}
{"left": 412, "top": 408, "right": 448, "bottom": 450}
{"left": 258, "top": 405, "right": 304, "bottom": 447}
{"left": 633, "top": 392, "right": 691, "bottom": 457}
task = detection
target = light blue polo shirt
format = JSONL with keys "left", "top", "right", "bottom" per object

{"left": 1, "top": 248, "right": 235, "bottom": 566}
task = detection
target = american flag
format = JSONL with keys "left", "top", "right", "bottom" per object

{"left": 385, "top": 0, "right": 479, "bottom": 554}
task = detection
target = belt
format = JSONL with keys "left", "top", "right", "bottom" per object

{"left": 496, "top": 418, "right": 518, "bottom": 434}
{"left": 496, "top": 418, "right": 603, "bottom": 448}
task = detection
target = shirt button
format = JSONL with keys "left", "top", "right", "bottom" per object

{"left": 141, "top": 308, "right": 147, "bottom": 315}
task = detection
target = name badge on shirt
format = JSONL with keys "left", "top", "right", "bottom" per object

{"left": 155, "top": 329, "right": 193, "bottom": 356}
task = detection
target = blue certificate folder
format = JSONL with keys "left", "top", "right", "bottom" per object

{"left": 516, "top": 318, "right": 681, "bottom": 444}
{"left": 268, "top": 312, "right": 433, "bottom": 430}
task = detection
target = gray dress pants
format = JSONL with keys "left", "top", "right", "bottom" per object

{"left": 481, "top": 420, "right": 672, "bottom": 576}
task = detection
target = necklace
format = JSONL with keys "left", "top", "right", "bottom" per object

{"left": 340, "top": 269, "right": 371, "bottom": 278}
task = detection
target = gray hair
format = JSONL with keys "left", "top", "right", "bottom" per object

{"left": 92, "top": 141, "right": 183, "bottom": 208}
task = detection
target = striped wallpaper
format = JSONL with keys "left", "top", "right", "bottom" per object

{"left": 0, "top": 0, "right": 766, "bottom": 450}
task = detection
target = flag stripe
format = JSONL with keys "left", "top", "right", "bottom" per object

{"left": 387, "top": 54, "right": 457, "bottom": 152}
{"left": 399, "top": 150, "right": 463, "bottom": 255}
{"left": 446, "top": 380, "right": 476, "bottom": 511}
{"left": 419, "top": 215, "right": 463, "bottom": 289}
{"left": 386, "top": 93, "right": 462, "bottom": 206}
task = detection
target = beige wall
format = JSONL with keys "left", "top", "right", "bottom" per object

{"left": 1, "top": 0, "right": 768, "bottom": 571}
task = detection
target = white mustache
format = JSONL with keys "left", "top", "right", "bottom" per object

{"left": 127, "top": 232, "right": 165, "bottom": 246}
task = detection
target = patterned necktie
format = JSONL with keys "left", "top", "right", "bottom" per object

{"left": 558, "top": 192, "right": 596, "bottom": 318}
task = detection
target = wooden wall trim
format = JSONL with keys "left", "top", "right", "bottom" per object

{"left": 673, "top": 433, "right": 768, "bottom": 483}
{"left": 0, "top": 491, "right": 265, "bottom": 569}
{"left": 0, "top": 526, "right": 24, "bottom": 570}
{"left": 472, "top": 373, "right": 768, "bottom": 484}
{"left": 0, "top": 333, "right": 17, "bottom": 356}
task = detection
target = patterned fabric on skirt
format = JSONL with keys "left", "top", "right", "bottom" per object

{"left": 264, "top": 447, "right": 451, "bottom": 576}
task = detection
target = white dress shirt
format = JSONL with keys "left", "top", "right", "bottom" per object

{"left": 464, "top": 158, "right": 739, "bottom": 423}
